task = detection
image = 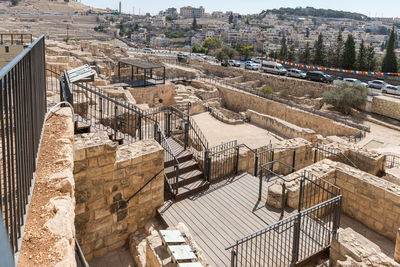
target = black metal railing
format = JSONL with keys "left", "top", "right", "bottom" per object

{"left": 226, "top": 185, "right": 341, "bottom": 267}
{"left": 313, "top": 144, "right": 358, "bottom": 169}
{"left": 385, "top": 153, "right": 400, "bottom": 169}
{"left": 0, "top": 33, "right": 33, "bottom": 45}
{"left": 0, "top": 35, "right": 46, "bottom": 254}
{"left": 75, "top": 238, "right": 89, "bottom": 267}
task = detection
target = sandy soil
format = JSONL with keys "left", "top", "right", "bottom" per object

{"left": 359, "top": 120, "right": 400, "bottom": 154}
{"left": 18, "top": 113, "right": 69, "bottom": 266}
{"left": 192, "top": 112, "right": 280, "bottom": 149}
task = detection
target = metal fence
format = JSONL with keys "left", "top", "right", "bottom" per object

{"left": 313, "top": 144, "right": 358, "bottom": 169}
{"left": 0, "top": 35, "right": 46, "bottom": 254}
{"left": 385, "top": 153, "right": 400, "bottom": 169}
{"left": 226, "top": 173, "right": 341, "bottom": 267}
{"left": 0, "top": 33, "right": 33, "bottom": 45}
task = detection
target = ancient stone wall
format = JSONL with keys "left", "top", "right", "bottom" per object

{"left": 283, "top": 160, "right": 400, "bottom": 241}
{"left": 73, "top": 132, "right": 164, "bottom": 260}
{"left": 128, "top": 83, "right": 176, "bottom": 107}
{"left": 330, "top": 228, "right": 399, "bottom": 266}
{"left": 372, "top": 96, "right": 400, "bottom": 121}
{"left": 246, "top": 109, "right": 317, "bottom": 143}
{"left": 217, "top": 85, "right": 359, "bottom": 137}
{"left": 200, "top": 64, "right": 333, "bottom": 97}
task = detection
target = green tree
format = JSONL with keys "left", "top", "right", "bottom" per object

{"left": 279, "top": 34, "right": 288, "bottom": 60}
{"left": 240, "top": 44, "right": 254, "bottom": 59}
{"left": 229, "top": 13, "right": 234, "bottom": 24}
{"left": 356, "top": 39, "right": 367, "bottom": 70}
{"left": 382, "top": 26, "right": 398, "bottom": 73}
{"left": 299, "top": 42, "right": 311, "bottom": 64}
{"left": 333, "top": 30, "right": 344, "bottom": 67}
{"left": 287, "top": 44, "right": 296, "bottom": 61}
{"left": 366, "top": 44, "right": 376, "bottom": 71}
{"left": 323, "top": 83, "right": 368, "bottom": 114}
{"left": 203, "top": 37, "right": 222, "bottom": 54}
{"left": 221, "top": 46, "right": 238, "bottom": 59}
{"left": 192, "top": 45, "right": 206, "bottom": 53}
{"left": 215, "top": 49, "right": 229, "bottom": 61}
{"left": 246, "top": 17, "right": 250, "bottom": 25}
{"left": 342, "top": 34, "right": 356, "bottom": 69}
{"left": 192, "top": 17, "right": 197, "bottom": 31}
{"left": 313, "top": 33, "right": 325, "bottom": 65}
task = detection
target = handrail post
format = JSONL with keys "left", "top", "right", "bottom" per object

{"left": 175, "top": 165, "right": 179, "bottom": 195}
{"left": 332, "top": 198, "right": 341, "bottom": 238}
{"left": 292, "top": 150, "right": 296, "bottom": 172}
{"left": 298, "top": 176, "right": 304, "bottom": 212}
{"left": 113, "top": 105, "right": 118, "bottom": 141}
{"left": 184, "top": 121, "right": 189, "bottom": 149}
{"left": 234, "top": 146, "right": 239, "bottom": 175}
{"left": 280, "top": 183, "right": 286, "bottom": 220}
{"left": 258, "top": 168, "right": 263, "bottom": 201}
{"left": 231, "top": 247, "right": 237, "bottom": 267}
{"left": 291, "top": 213, "right": 301, "bottom": 265}
{"left": 138, "top": 114, "right": 142, "bottom": 140}
{"left": 314, "top": 144, "right": 318, "bottom": 163}
{"left": 204, "top": 150, "right": 209, "bottom": 181}
{"left": 254, "top": 154, "right": 258, "bottom": 177}
{"left": 166, "top": 111, "right": 171, "bottom": 137}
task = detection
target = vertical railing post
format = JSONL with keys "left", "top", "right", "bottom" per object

{"left": 291, "top": 213, "right": 301, "bottom": 265}
{"left": 234, "top": 146, "right": 240, "bottom": 175}
{"left": 138, "top": 114, "right": 142, "bottom": 140}
{"left": 175, "top": 165, "right": 179, "bottom": 195}
{"left": 254, "top": 154, "right": 258, "bottom": 177}
{"left": 292, "top": 150, "right": 296, "bottom": 172}
{"left": 166, "top": 111, "right": 171, "bottom": 137}
{"left": 280, "top": 183, "right": 286, "bottom": 220}
{"left": 154, "top": 122, "right": 158, "bottom": 140}
{"left": 332, "top": 198, "right": 341, "bottom": 238}
{"left": 258, "top": 168, "right": 263, "bottom": 201}
{"left": 298, "top": 176, "right": 304, "bottom": 212}
{"left": 184, "top": 121, "right": 189, "bottom": 149}
{"left": 113, "top": 105, "right": 118, "bottom": 141}
{"left": 231, "top": 247, "right": 237, "bottom": 267}
{"left": 314, "top": 144, "right": 318, "bottom": 163}
{"left": 204, "top": 150, "right": 209, "bottom": 181}
{"left": 99, "top": 96, "right": 103, "bottom": 124}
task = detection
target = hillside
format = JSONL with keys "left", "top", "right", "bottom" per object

{"left": 0, "top": 0, "right": 104, "bottom": 13}
{"left": 260, "top": 7, "right": 368, "bottom": 20}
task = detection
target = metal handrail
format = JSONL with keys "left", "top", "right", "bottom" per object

{"left": 225, "top": 195, "right": 342, "bottom": 250}
{"left": 313, "top": 145, "right": 358, "bottom": 169}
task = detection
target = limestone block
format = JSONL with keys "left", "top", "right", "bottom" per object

{"left": 395, "top": 228, "right": 400, "bottom": 263}
{"left": 267, "top": 183, "right": 284, "bottom": 209}
{"left": 129, "top": 231, "right": 147, "bottom": 267}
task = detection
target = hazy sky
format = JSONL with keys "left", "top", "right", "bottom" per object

{"left": 79, "top": 0, "right": 399, "bottom": 17}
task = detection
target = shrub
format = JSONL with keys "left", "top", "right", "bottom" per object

{"left": 261, "top": 85, "right": 274, "bottom": 94}
{"left": 279, "top": 89, "right": 291, "bottom": 99}
{"left": 322, "top": 83, "right": 368, "bottom": 114}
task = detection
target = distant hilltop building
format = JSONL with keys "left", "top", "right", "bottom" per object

{"left": 180, "top": 6, "right": 205, "bottom": 18}
{"left": 159, "top": 7, "right": 178, "bottom": 18}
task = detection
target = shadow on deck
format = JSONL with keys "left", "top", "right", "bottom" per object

{"left": 157, "top": 173, "right": 296, "bottom": 267}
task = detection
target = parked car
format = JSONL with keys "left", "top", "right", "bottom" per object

{"left": 368, "top": 80, "right": 387, "bottom": 89}
{"left": 342, "top": 78, "right": 368, "bottom": 87}
{"left": 382, "top": 84, "right": 400, "bottom": 95}
{"left": 245, "top": 62, "right": 260, "bottom": 71}
{"left": 221, "top": 60, "right": 229, "bottom": 67}
{"left": 286, "top": 69, "right": 306, "bottom": 78}
{"left": 261, "top": 61, "right": 287, "bottom": 75}
{"left": 143, "top": 47, "right": 155, "bottom": 53}
{"left": 227, "top": 60, "right": 241, "bottom": 67}
{"left": 252, "top": 57, "right": 263, "bottom": 63}
{"left": 305, "top": 71, "right": 332, "bottom": 83}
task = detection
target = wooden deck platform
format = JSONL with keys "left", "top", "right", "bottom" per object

{"left": 158, "top": 173, "right": 296, "bottom": 267}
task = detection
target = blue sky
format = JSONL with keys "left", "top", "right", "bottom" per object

{"left": 80, "top": 0, "right": 399, "bottom": 17}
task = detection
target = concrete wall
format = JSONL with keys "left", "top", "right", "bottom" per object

{"left": 246, "top": 109, "right": 317, "bottom": 142}
{"left": 372, "top": 96, "right": 400, "bottom": 121}
{"left": 0, "top": 45, "right": 24, "bottom": 69}
{"left": 217, "top": 85, "right": 359, "bottom": 137}
{"left": 74, "top": 132, "right": 164, "bottom": 260}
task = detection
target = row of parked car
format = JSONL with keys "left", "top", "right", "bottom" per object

{"left": 221, "top": 59, "right": 400, "bottom": 95}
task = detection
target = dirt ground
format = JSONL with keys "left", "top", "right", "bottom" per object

{"left": 192, "top": 112, "right": 281, "bottom": 149}
{"left": 359, "top": 120, "right": 400, "bottom": 154}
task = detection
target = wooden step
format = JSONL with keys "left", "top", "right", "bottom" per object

{"left": 164, "top": 150, "right": 193, "bottom": 168}
{"left": 165, "top": 160, "right": 199, "bottom": 178}
{"left": 175, "top": 180, "right": 210, "bottom": 201}
{"left": 169, "top": 169, "right": 204, "bottom": 187}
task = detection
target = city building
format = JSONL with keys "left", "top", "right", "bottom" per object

{"left": 180, "top": 6, "right": 205, "bottom": 18}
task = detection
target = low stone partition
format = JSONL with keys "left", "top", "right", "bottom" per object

{"left": 330, "top": 227, "right": 399, "bottom": 266}
{"left": 372, "top": 96, "right": 400, "bottom": 121}
{"left": 209, "top": 107, "right": 244, "bottom": 125}
{"left": 128, "top": 83, "right": 176, "bottom": 107}
{"left": 280, "top": 159, "right": 400, "bottom": 241}
{"left": 216, "top": 84, "right": 360, "bottom": 137}
{"left": 19, "top": 108, "right": 76, "bottom": 266}
{"left": 246, "top": 109, "right": 317, "bottom": 143}
{"left": 74, "top": 132, "right": 164, "bottom": 260}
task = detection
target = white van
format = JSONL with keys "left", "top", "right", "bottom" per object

{"left": 261, "top": 61, "right": 287, "bottom": 75}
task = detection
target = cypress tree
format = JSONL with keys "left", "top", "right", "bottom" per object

{"left": 334, "top": 30, "right": 344, "bottom": 68}
{"left": 342, "top": 34, "right": 356, "bottom": 69}
{"left": 279, "top": 34, "right": 288, "bottom": 60}
{"left": 287, "top": 44, "right": 296, "bottom": 61}
{"left": 382, "top": 26, "right": 398, "bottom": 73}
{"left": 366, "top": 44, "right": 376, "bottom": 71}
{"left": 313, "top": 33, "right": 325, "bottom": 65}
{"left": 357, "top": 39, "right": 367, "bottom": 71}
{"left": 192, "top": 17, "right": 197, "bottom": 31}
{"left": 300, "top": 42, "right": 311, "bottom": 64}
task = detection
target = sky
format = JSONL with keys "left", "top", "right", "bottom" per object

{"left": 79, "top": 0, "right": 400, "bottom": 18}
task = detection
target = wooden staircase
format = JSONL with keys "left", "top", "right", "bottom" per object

{"left": 164, "top": 138, "right": 209, "bottom": 200}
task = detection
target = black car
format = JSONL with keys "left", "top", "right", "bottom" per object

{"left": 221, "top": 60, "right": 229, "bottom": 67}
{"left": 306, "top": 71, "right": 332, "bottom": 83}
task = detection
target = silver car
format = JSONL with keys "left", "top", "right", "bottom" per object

{"left": 286, "top": 69, "right": 306, "bottom": 78}
{"left": 368, "top": 80, "right": 387, "bottom": 89}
